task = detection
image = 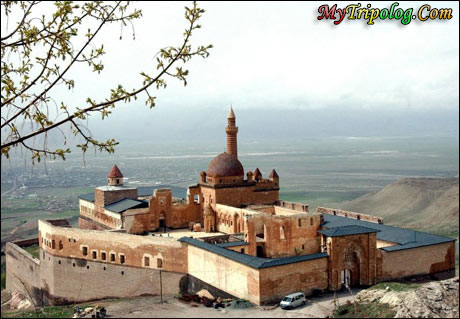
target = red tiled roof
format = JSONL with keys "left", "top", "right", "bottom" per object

{"left": 107, "top": 165, "right": 123, "bottom": 178}
{"left": 253, "top": 168, "right": 262, "bottom": 178}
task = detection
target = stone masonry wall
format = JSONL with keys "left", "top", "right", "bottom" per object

{"left": 379, "top": 242, "right": 455, "bottom": 281}
{"left": 258, "top": 256, "right": 329, "bottom": 304}
{"left": 39, "top": 249, "right": 186, "bottom": 305}
{"left": 5, "top": 242, "right": 42, "bottom": 306}
{"left": 316, "top": 207, "right": 384, "bottom": 224}
{"left": 186, "top": 245, "right": 261, "bottom": 304}
{"left": 39, "top": 220, "right": 187, "bottom": 274}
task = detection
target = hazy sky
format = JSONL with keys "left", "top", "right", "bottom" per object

{"left": 57, "top": 1, "right": 459, "bottom": 113}
{"left": 2, "top": 1, "right": 459, "bottom": 146}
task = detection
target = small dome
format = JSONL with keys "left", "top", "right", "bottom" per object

{"left": 207, "top": 153, "right": 244, "bottom": 177}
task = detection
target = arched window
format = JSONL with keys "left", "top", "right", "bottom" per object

{"left": 280, "top": 226, "right": 286, "bottom": 240}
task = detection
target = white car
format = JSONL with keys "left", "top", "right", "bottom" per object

{"left": 280, "top": 292, "right": 306, "bottom": 309}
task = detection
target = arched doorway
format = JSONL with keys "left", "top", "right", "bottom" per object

{"left": 342, "top": 247, "right": 360, "bottom": 287}
{"left": 159, "top": 211, "right": 166, "bottom": 232}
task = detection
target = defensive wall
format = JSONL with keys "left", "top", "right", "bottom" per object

{"left": 379, "top": 241, "right": 456, "bottom": 281}
{"left": 5, "top": 216, "right": 457, "bottom": 306}
{"left": 317, "top": 207, "right": 384, "bottom": 224}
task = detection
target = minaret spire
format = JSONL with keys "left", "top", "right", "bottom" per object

{"left": 225, "top": 106, "right": 238, "bottom": 157}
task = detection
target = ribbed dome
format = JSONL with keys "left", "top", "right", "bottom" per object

{"left": 207, "top": 153, "right": 244, "bottom": 177}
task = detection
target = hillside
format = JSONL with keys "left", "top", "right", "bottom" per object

{"left": 338, "top": 177, "right": 459, "bottom": 233}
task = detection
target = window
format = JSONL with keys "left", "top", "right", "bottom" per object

{"left": 240, "top": 248, "right": 245, "bottom": 253}
{"left": 302, "top": 244, "right": 305, "bottom": 250}
{"left": 82, "top": 247, "right": 88, "bottom": 256}
{"left": 144, "top": 256, "right": 150, "bottom": 267}
{"left": 101, "top": 252, "right": 106, "bottom": 261}
{"left": 120, "top": 255, "right": 125, "bottom": 264}
{"left": 116, "top": 178, "right": 120, "bottom": 184}
{"left": 59, "top": 241, "right": 63, "bottom": 250}
{"left": 280, "top": 226, "right": 286, "bottom": 240}
{"left": 51, "top": 240, "right": 55, "bottom": 249}
{"left": 298, "top": 219, "right": 301, "bottom": 227}
{"left": 92, "top": 251, "right": 97, "bottom": 259}
{"left": 157, "top": 258, "right": 163, "bottom": 268}
{"left": 310, "top": 218, "right": 313, "bottom": 226}
{"left": 111, "top": 253, "right": 116, "bottom": 262}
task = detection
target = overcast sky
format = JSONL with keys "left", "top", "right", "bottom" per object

{"left": 60, "top": 1, "right": 459, "bottom": 112}
{"left": 2, "top": 1, "right": 459, "bottom": 146}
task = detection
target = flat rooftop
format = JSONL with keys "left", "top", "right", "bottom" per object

{"left": 149, "top": 228, "right": 225, "bottom": 240}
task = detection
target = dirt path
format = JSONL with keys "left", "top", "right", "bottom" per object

{"left": 94, "top": 289, "right": 360, "bottom": 318}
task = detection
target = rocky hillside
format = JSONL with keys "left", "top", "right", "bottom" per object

{"left": 354, "top": 278, "right": 459, "bottom": 318}
{"left": 339, "top": 177, "right": 459, "bottom": 232}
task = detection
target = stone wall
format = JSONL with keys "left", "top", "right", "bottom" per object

{"left": 39, "top": 249, "right": 186, "bottom": 305}
{"left": 5, "top": 242, "right": 42, "bottom": 306}
{"left": 258, "top": 257, "right": 329, "bottom": 304}
{"left": 39, "top": 220, "right": 187, "bottom": 274}
{"left": 379, "top": 242, "right": 456, "bottom": 281}
{"left": 186, "top": 245, "right": 261, "bottom": 304}
{"left": 316, "top": 207, "right": 384, "bottom": 224}
{"left": 78, "top": 216, "right": 111, "bottom": 231}
{"left": 327, "top": 233, "right": 378, "bottom": 290}
{"left": 123, "top": 208, "right": 152, "bottom": 234}
{"left": 94, "top": 188, "right": 138, "bottom": 207}
{"left": 275, "top": 200, "right": 309, "bottom": 213}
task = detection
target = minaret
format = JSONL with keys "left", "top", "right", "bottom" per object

{"left": 225, "top": 106, "right": 238, "bottom": 157}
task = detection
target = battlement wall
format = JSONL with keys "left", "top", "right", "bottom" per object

{"left": 275, "top": 200, "right": 309, "bottom": 213}
{"left": 316, "top": 207, "right": 384, "bottom": 224}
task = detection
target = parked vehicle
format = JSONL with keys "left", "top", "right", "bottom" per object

{"left": 280, "top": 292, "right": 306, "bottom": 310}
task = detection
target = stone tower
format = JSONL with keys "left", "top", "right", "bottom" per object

{"left": 107, "top": 164, "right": 124, "bottom": 186}
{"left": 225, "top": 106, "right": 238, "bottom": 157}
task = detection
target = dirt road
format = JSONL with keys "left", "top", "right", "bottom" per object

{"left": 96, "top": 289, "right": 360, "bottom": 318}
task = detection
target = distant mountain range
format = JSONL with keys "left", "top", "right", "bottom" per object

{"left": 338, "top": 177, "right": 459, "bottom": 233}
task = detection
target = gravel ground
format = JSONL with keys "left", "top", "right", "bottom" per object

{"left": 95, "top": 289, "right": 360, "bottom": 318}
